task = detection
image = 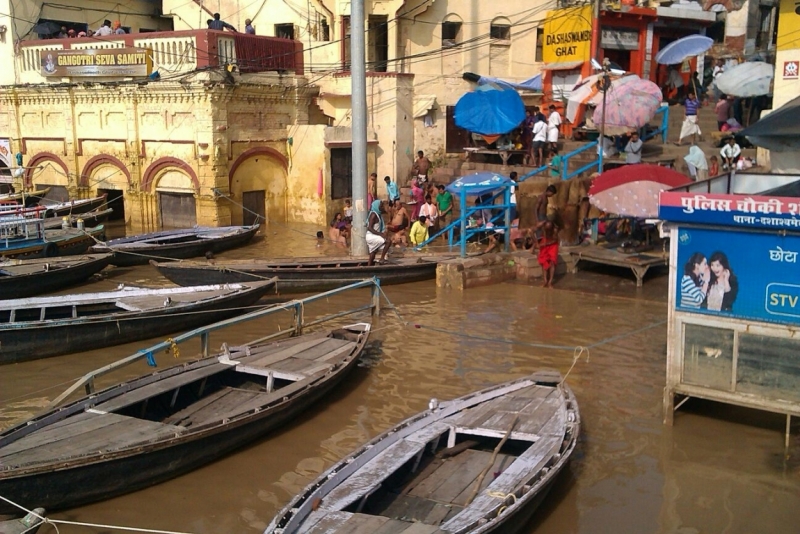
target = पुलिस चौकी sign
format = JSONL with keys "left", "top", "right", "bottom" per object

{"left": 542, "top": 5, "right": 592, "bottom": 64}
{"left": 40, "top": 48, "right": 153, "bottom": 77}
{"left": 658, "top": 191, "right": 800, "bottom": 230}
{"left": 675, "top": 227, "right": 800, "bottom": 325}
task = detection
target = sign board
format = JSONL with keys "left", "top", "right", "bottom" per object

{"left": 659, "top": 192, "right": 800, "bottom": 231}
{"left": 784, "top": 60, "right": 799, "bottom": 79}
{"left": 601, "top": 28, "right": 639, "bottom": 51}
{"left": 40, "top": 48, "right": 153, "bottom": 77}
{"left": 542, "top": 6, "right": 592, "bottom": 64}
{"left": 0, "top": 139, "right": 11, "bottom": 168}
{"left": 675, "top": 227, "right": 800, "bottom": 326}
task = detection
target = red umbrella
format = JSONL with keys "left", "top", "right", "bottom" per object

{"left": 588, "top": 164, "right": 691, "bottom": 218}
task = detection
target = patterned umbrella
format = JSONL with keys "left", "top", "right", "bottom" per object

{"left": 588, "top": 164, "right": 691, "bottom": 218}
{"left": 715, "top": 62, "right": 773, "bottom": 97}
{"left": 593, "top": 75, "right": 663, "bottom": 136}
{"left": 655, "top": 35, "right": 714, "bottom": 65}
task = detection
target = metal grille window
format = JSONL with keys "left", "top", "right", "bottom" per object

{"left": 330, "top": 148, "right": 353, "bottom": 200}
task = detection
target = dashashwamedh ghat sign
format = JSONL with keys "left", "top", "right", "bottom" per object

{"left": 40, "top": 48, "right": 153, "bottom": 77}
{"left": 542, "top": 5, "right": 592, "bottom": 64}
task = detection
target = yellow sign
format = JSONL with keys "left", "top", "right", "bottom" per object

{"left": 542, "top": 6, "right": 593, "bottom": 64}
{"left": 777, "top": 0, "right": 800, "bottom": 49}
{"left": 40, "top": 47, "right": 153, "bottom": 77}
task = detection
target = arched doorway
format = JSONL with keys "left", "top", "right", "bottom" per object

{"left": 229, "top": 148, "right": 288, "bottom": 226}
{"left": 27, "top": 152, "right": 70, "bottom": 201}
{"left": 155, "top": 170, "right": 197, "bottom": 228}
{"left": 82, "top": 155, "right": 131, "bottom": 221}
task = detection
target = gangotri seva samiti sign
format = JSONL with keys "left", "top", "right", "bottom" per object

{"left": 40, "top": 48, "right": 153, "bottom": 77}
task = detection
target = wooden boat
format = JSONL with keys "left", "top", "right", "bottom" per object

{"left": 42, "top": 207, "right": 113, "bottom": 230}
{"left": 0, "top": 323, "right": 370, "bottom": 513}
{"left": 0, "top": 508, "right": 45, "bottom": 534}
{"left": 39, "top": 194, "right": 108, "bottom": 218}
{"left": 0, "top": 280, "right": 277, "bottom": 364}
{"left": 0, "top": 188, "right": 50, "bottom": 208}
{"left": 154, "top": 255, "right": 439, "bottom": 293}
{"left": 90, "top": 224, "right": 260, "bottom": 266}
{"left": 0, "top": 253, "right": 112, "bottom": 299}
{"left": 0, "top": 211, "right": 105, "bottom": 259}
{"left": 267, "top": 370, "right": 580, "bottom": 534}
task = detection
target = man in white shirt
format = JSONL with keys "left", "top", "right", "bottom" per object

{"left": 547, "top": 105, "right": 561, "bottom": 152}
{"left": 720, "top": 137, "right": 741, "bottom": 171}
{"left": 95, "top": 20, "right": 113, "bottom": 36}
{"left": 419, "top": 194, "right": 439, "bottom": 230}
{"left": 531, "top": 118, "right": 547, "bottom": 167}
{"left": 624, "top": 132, "right": 643, "bottom": 164}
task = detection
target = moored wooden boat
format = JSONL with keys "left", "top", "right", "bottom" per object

{"left": 0, "top": 188, "right": 50, "bottom": 208}
{"left": 0, "top": 323, "right": 370, "bottom": 513}
{"left": 0, "top": 253, "right": 112, "bottom": 299}
{"left": 42, "top": 207, "right": 113, "bottom": 230}
{"left": 267, "top": 370, "right": 579, "bottom": 534}
{"left": 39, "top": 194, "right": 107, "bottom": 218}
{"left": 0, "top": 280, "right": 276, "bottom": 364}
{"left": 0, "top": 508, "right": 45, "bottom": 534}
{"left": 90, "top": 224, "right": 260, "bottom": 266}
{"left": 0, "top": 210, "right": 105, "bottom": 259}
{"left": 154, "top": 255, "right": 439, "bottom": 293}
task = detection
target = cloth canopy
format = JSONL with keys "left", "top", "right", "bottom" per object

{"left": 463, "top": 72, "right": 543, "bottom": 92}
{"left": 446, "top": 171, "right": 513, "bottom": 196}
{"left": 413, "top": 95, "right": 438, "bottom": 118}
{"left": 454, "top": 86, "right": 526, "bottom": 136}
{"left": 740, "top": 95, "right": 800, "bottom": 151}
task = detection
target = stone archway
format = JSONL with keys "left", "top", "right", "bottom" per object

{"left": 82, "top": 155, "right": 132, "bottom": 222}
{"left": 142, "top": 157, "right": 200, "bottom": 229}
{"left": 25, "top": 152, "right": 70, "bottom": 200}
{"left": 228, "top": 148, "right": 289, "bottom": 225}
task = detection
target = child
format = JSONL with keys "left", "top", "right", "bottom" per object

{"left": 409, "top": 215, "right": 429, "bottom": 246}
{"left": 343, "top": 199, "right": 353, "bottom": 223}
{"left": 534, "top": 220, "right": 559, "bottom": 288}
{"left": 708, "top": 155, "right": 719, "bottom": 177}
{"left": 316, "top": 231, "right": 324, "bottom": 247}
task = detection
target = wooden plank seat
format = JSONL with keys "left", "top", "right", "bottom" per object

{"left": 162, "top": 387, "right": 268, "bottom": 427}
{"left": 114, "top": 288, "right": 238, "bottom": 311}
{"left": 0, "top": 412, "right": 185, "bottom": 468}
{"left": 234, "top": 337, "right": 356, "bottom": 382}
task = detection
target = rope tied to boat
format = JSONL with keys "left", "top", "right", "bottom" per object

{"left": 561, "top": 346, "right": 590, "bottom": 386}
{"left": 486, "top": 490, "right": 517, "bottom": 516}
{"left": 165, "top": 337, "right": 180, "bottom": 359}
{"left": 0, "top": 494, "right": 198, "bottom": 534}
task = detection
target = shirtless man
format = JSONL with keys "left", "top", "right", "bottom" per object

{"left": 411, "top": 150, "right": 431, "bottom": 184}
{"left": 388, "top": 201, "right": 410, "bottom": 247}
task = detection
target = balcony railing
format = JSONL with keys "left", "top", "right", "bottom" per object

{"left": 16, "top": 29, "right": 303, "bottom": 84}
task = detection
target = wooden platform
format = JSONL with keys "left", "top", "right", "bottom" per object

{"left": 463, "top": 148, "right": 527, "bottom": 167}
{"left": 563, "top": 244, "right": 667, "bottom": 287}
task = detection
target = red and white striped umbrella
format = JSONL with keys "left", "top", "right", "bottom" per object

{"left": 589, "top": 164, "right": 691, "bottom": 218}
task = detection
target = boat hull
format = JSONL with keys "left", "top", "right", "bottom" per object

{"left": 0, "top": 254, "right": 111, "bottom": 299}
{"left": 93, "top": 225, "right": 259, "bottom": 266}
{"left": 156, "top": 257, "right": 438, "bottom": 293}
{"left": 0, "top": 226, "right": 105, "bottom": 260}
{"left": 0, "top": 282, "right": 274, "bottom": 364}
{"left": 0, "top": 330, "right": 365, "bottom": 513}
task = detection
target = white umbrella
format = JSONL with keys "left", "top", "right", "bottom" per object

{"left": 715, "top": 62, "right": 773, "bottom": 97}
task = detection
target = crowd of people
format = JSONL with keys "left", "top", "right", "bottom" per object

{"left": 42, "top": 13, "right": 248, "bottom": 39}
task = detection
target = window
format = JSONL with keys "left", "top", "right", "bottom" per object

{"left": 442, "top": 20, "right": 462, "bottom": 48}
{"left": 342, "top": 16, "right": 351, "bottom": 70}
{"left": 275, "top": 23, "right": 295, "bottom": 40}
{"left": 490, "top": 23, "right": 511, "bottom": 41}
{"left": 536, "top": 28, "right": 544, "bottom": 62}
{"left": 368, "top": 15, "right": 389, "bottom": 72}
{"left": 330, "top": 148, "right": 353, "bottom": 199}
{"left": 320, "top": 18, "right": 330, "bottom": 41}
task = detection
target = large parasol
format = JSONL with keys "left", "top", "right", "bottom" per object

{"left": 567, "top": 74, "right": 662, "bottom": 136}
{"left": 446, "top": 171, "right": 513, "bottom": 196}
{"left": 655, "top": 35, "right": 714, "bottom": 65}
{"left": 454, "top": 85, "right": 526, "bottom": 135}
{"left": 714, "top": 61, "right": 774, "bottom": 97}
{"left": 588, "top": 164, "right": 692, "bottom": 218}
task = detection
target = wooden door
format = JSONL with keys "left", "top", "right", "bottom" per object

{"left": 242, "top": 190, "right": 266, "bottom": 226}
{"left": 446, "top": 106, "right": 471, "bottom": 154}
{"left": 159, "top": 192, "right": 196, "bottom": 228}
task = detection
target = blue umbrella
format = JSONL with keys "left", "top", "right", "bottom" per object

{"left": 655, "top": 35, "right": 713, "bottom": 65}
{"left": 446, "top": 171, "right": 513, "bottom": 196}
{"left": 454, "top": 86, "right": 526, "bottom": 135}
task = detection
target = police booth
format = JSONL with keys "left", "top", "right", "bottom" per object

{"left": 659, "top": 191, "right": 800, "bottom": 447}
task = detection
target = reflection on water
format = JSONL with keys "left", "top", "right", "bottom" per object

{"left": 1, "top": 223, "right": 798, "bottom": 533}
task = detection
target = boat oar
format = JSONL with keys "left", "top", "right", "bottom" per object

{"left": 465, "top": 413, "right": 519, "bottom": 506}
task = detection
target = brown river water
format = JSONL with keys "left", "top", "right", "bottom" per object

{"left": 1, "top": 222, "right": 799, "bottom": 533}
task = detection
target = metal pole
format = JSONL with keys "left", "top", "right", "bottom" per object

{"left": 503, "top": 186, "right": 510, "bottom": 253}
{"left": 460, "top": 191, "right": 467, "bottom": 258}
{"left": 591, "top": 0, "right": 602, "bottom": 62}
{"left": 350, "top": 0, "right": 368, "bottom": 256}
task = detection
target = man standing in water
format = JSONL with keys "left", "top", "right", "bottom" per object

{"left": 366, "top": 200, "right": 389, "bottom": 266}
{"left": 534, "top": 220, "right": 559, "bottom": 288}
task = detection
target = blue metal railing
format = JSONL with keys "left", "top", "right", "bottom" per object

{"left": 642, "top": 105, "right": 669, "bottom": 144}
